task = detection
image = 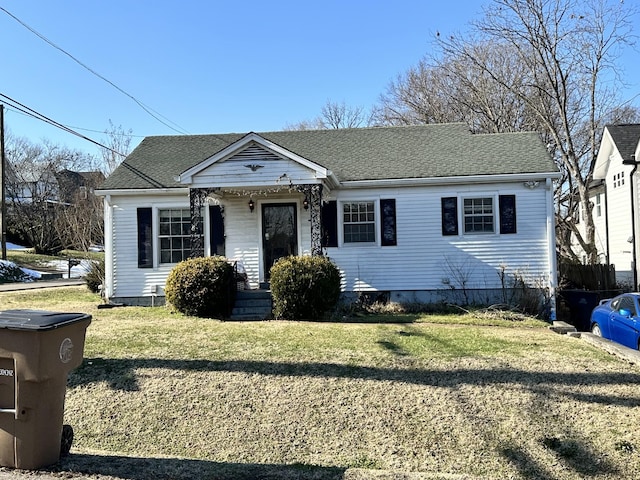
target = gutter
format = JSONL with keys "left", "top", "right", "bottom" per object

{"left": 340, "top": 172, "right": 561, "bottom": 189}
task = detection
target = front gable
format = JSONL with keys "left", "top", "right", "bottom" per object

{"left": 593, "top": 128, "right": 617, "bottom": 181}
{"left": 175, "top": 132, "right": 333, "bottom": 189}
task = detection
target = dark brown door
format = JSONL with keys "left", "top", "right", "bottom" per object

{"left": 262, "top": 203, "right": 297, "bottom": 278}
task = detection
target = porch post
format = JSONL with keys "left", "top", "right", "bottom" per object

{"left": 309, "top": 184, "right": 323, "bottom": 256}
{"left": 189, "top": 188, "right": 219, "bottom": 258}
{"left": 295, "top": 184, "right": 323, "bottom": 256}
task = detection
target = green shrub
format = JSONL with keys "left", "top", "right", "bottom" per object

{"left": 85, "top": 259, "right": 105, "bottom": 294}
{"left": 270, "top": 255, "right": 341, "bottom": 320}
{"left": 165, "top": 256, "right": 235, "bottom": 318}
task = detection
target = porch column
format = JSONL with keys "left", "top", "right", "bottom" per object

{"left": 189, "top": 188, "right": 219, "bottom": 258}
{"left": 309, "top": 184, "right": 323, "bottom": 255}
{"left": 295, "top": 184, "right": 323, "bottom": 256}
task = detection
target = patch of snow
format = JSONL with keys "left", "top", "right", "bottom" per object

{"left": 6, "top": 242, "right": 29, "bottom": 251}
{"left": 44, "top": 259, "right": 94, "bottom": 279}
{"left": 0, "top": 259, "right": 40, "bottom": 281}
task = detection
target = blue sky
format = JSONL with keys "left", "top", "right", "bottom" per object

{"left": 1, "top": 1, "right": 639, "bottom": 157}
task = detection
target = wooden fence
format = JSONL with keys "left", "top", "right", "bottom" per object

{"left": 558, "top": 262, "right": 617, "bottom": 292}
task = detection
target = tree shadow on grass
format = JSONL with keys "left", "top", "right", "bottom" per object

{"left": 501, "top": 434, "right": 619, "bottom": 480}
{"left": 48, "top": 452, "right": 345, "bottom": 480}
{"left": 69, "top": 357, "right": 640, "bottom": 409}
{"left": 64, "top": 357, "right": 639, "bottom": 479}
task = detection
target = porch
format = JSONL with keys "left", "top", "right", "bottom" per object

{"left": 188, "top": 184, "right": 324, "bottom": 288}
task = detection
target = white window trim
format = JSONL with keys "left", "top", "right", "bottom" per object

{"left": 338, "top": 198, "right": 379, "bottom": 247}
{"left": 459, "top": 193, "right": 499, "bottom": 236}
{"left": 153, "top": 204, "right": 205, "bottom": 267}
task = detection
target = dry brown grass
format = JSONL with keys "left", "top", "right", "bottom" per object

{"left": 0, "top": 288, "right": 638, "bottom": 480}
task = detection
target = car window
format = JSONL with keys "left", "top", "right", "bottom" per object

{"left": 611, "top": 297, "right": 621, "bottom": 310}
{"left": 618, "top": 296, "right": 638, "bottom": 316}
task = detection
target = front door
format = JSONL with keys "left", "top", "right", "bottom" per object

{"left": 262, "top": 203, "right": 297, "bottom": 279}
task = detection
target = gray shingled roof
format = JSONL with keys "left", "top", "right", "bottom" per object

{"left": 99, "top": 123, "right": 558, "bottom": 190}
{"left": 606, "top": 124, "right": 640, "bottom": 162}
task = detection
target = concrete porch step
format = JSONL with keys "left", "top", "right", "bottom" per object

{"left": 231, "top": 289, "right": 272, "bottom": 321}
{"left": 549, "top": 321, "right": 578, "bottom": 334}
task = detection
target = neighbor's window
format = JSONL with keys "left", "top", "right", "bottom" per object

{"left": 463, "top": 197, "right": 494, "bottom": 233}
{"left": 595, "top": 193, "right": 602, "bottom": 217}
{"left": 159, "top": 208, "right": 201, "bottom": 263}
{"left": 343, "top": 201, "right": 375, "bottom": 243}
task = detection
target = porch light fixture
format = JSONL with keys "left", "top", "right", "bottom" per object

{"left": 303, "top": 197, "right": 309, "bottom": 210}
{"left": 248, "top": 198, "right": 255, "bottom": 212}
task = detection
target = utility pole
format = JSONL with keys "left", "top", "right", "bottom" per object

{"left": 0, "top": 105, "right": 6, "bottom": 260}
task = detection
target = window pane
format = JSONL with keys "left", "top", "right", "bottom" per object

{"left": 343, "top": 201, "right": 376, "bottom": 243}
{"left": 463, "top": 198, "right": 494, "bottom": 233}
{"left": 158, "top": 208, "right": 202, "bottom": 264}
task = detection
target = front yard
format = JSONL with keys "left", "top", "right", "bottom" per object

{"left": 0, "top": 287, "right": 639, "bottom": 480}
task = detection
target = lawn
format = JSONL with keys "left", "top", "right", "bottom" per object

{"left": 1, "top": 287, "right": 639, "bottom": 480}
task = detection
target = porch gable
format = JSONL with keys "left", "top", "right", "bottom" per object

{"left": 175, "top": 132, "right": 334, "bottom": 189}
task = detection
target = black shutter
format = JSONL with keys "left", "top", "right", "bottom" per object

{"left": 321, "top": 201, "right": 338, "bottom": 247}
{"left": 209, "top": 205, "right": 225, "bottom": 256}
{"left": 380, "top": 199, "right": 397, "bottom": 246}
{"left": 441, "top": 197, "right": 458, "bottom": 236}
{"left": 499, "top": 195, "right": 517, "bottom": 234}
{"left": 137, "top": 207, "right": 153, "bottom": 268}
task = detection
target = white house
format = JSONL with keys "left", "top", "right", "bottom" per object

{"left": 583, "top": 124, "right": 640, "bottom": 288}
{"left": 96, "top": 123, "right": 560, "bottom": 315}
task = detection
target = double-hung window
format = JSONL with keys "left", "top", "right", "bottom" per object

{"left": 159, "top": 208, "right": 200, "bottom": 264}
{"left": 343, "top": 201, "right": 376, "bottom": 243}
{"left": 463, "top": 197, "right": 494, "bottom": 233}
{"left": 442, "top": 195, "right": 516, "bottom": 236}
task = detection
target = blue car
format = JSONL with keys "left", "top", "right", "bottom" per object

{"left": 590, "top": 293, "right": 640, "bottom": 350}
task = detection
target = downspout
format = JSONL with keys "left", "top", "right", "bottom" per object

{"left": 623, "top": 156, "right": 638, "bottom": 290}
{"left": 629, "top": 162, "right": 638, "bottom": 290}
{"left": 546, "top": 178, "right": 558, "bottom": 321}
{"left": 603, "top": 181, "right": 610, "bottom": 264}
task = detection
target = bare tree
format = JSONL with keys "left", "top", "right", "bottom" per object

{"left": 376, "top": 0, "right": 637, "bottom": 263}
{"left": 100, "top": 120, "right": 132, "bottom": 176}
{"left": 4, "top": 134, "right": 100, "bottom": 253}
{"left": 374, "top": 42, "right": 547, "bottom": 134}
{"left": 286, "top": 100, "right": 374, "bottom": 130}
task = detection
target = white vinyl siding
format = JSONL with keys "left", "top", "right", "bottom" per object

{"left": 325, "top": 182, "right": 550, "bottom": 293}
{"left": 103, "top": 180, "right": 553, "bottom": 300}
{"left": 605, "top": 166, "right": 635, "bottom": 284}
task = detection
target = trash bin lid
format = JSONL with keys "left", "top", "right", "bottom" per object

{"left": 0, "top": 309, "right": 91, "bottom": 331}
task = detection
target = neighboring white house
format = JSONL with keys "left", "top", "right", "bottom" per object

{"left": 579, "top": 124, "right": 640, "bottom": 288}
{"left": 96, "top": 123, "right": 560, "bottom": 314}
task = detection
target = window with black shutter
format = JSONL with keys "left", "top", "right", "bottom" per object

{"left": 441, "top": 197, "right": 458, "bottom": 236}
{"left": 380, "top": 199, "right": 397, "bottom": 246}
{"left": 137, "top": 207, "right": 153, "bottom": 268}
{"left": 321, "top": 201, "right": 338, "bottom": 247}
{"left": 499, "top": 195, "right": 517, "bottom": 234}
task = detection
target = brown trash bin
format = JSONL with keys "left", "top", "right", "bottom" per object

{"left": 0, "top": 309, "right": 91, "bottom": 469}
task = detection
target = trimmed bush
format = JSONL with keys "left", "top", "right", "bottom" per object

{"left": 85, "top": 259, "right": 105, "bottom": 294}
{"left": 270, "top": 255, "right": 341, "bottom": 320}
{"left": 165, "top": 256, "right": 235, "bottom": 318}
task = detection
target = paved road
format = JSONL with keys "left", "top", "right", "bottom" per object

{"left": 0, "top": 278, "right": 85, "bottom": 292}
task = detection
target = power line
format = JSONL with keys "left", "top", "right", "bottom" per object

{"left": 0, "top": 6, "right": 190, "bottom": 135}
{"left": 6, "top": 106, "right": 147, "bottom": 139}
{"left": 0, "top": 93, "right": 126, "bottom": 157}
